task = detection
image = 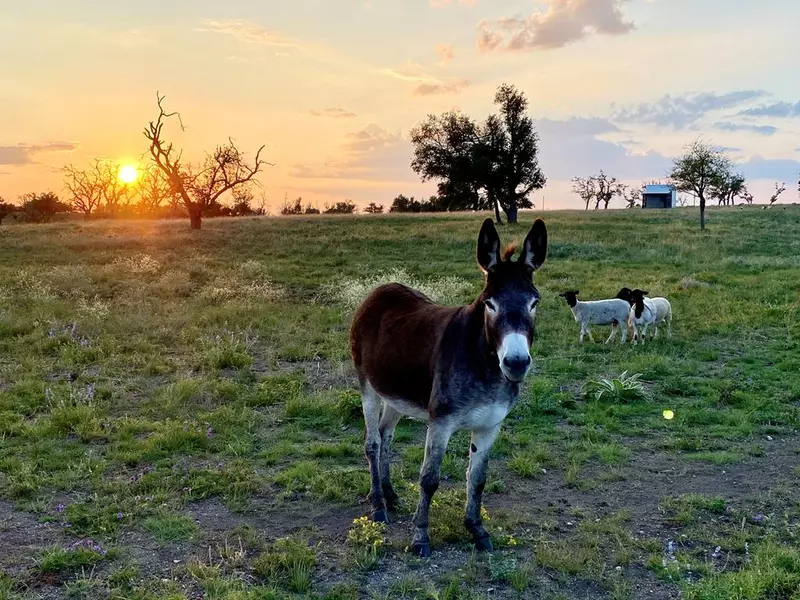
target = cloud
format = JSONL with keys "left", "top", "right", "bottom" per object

{"left": 611, "top": 90, "right": 767, "bottom": 129}
{"left": 477, "top": 0, "right": 634, "bottom": 53}
{"left": 382, "top": 60, "right": 470, "bottom": 95}
{"left": 0, "top": 142, "right": 80, "bottom": 166}
{"left": 534, "top": 117, "right": 619, "bottom": 136}
{"left": 199, "top": 20, "right": 300, "bottom": 48}
{"left": 307, "top": 107, "right": 357, "bottom": 119}
{"left": 291, "top": 124, "right": 413, "bottom": 181}
{"left": 740, "top": 155, "right": 800, "bottom": 181}
{"left": 537, "top": 126, "right": 672, "bottom": 180}
{"left": 737, "top": 101, "right": 800, "bottom": 118}
{"left": 431, "top": 0, "right": 477, "bottom": 7}
{"left": 435, "top": 43, "right": 455, "bottom": 67}
{"left": 713, "top": 122, "right": 777, "bottom": 136}
{"left": 413, "top": 79, "right": 469, "bottom": 96}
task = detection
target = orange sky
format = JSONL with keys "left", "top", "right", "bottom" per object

{"left": 2, "top": 0, "right": 799, "bottom": 210}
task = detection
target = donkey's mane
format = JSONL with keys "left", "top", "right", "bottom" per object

{"left": 502, "top": 243, "right": 519, "bottom": 262}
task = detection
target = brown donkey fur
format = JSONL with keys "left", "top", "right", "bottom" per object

{"left": 350, "top": 218, "right": 548, "bottom": 557}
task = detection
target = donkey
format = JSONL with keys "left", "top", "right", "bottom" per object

{"left": 349, "top": 218, "right": 548, "bottom": 557}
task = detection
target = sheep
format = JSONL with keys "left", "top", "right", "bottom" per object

{"left": 558, "top": 290, "right": 631, "bottom": 344}
{"left": 628, "top": 288, "right": 672, "bottom": 346}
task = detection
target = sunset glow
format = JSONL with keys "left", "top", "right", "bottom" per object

{"left": 118, "top": 165, "right": 138, "bottom": 184}
{"left": 1, "top": 1, "right": 799, "bottom": 210}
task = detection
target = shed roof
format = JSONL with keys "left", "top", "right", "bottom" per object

{"left": 644, "top": 184, "right": 674, "bottom": 194}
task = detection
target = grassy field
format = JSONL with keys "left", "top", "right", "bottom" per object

{"left": 0, "top": 207, "right": 799, "bottom": 600}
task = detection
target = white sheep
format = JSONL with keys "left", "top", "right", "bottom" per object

{"left": 558, "top": 290, "right": 631, "bottom": 344}
{"left": 627, "top": 288, "right": 672, "bottom": 345}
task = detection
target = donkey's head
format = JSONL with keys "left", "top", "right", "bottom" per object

{"left": 476, "top": 218, "right": 548, "bottom": 383}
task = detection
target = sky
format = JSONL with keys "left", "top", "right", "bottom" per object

{"left": 2, "top": 0, "right": 800, "bottom": 211}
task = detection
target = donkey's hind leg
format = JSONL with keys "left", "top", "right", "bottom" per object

{"left": 361, "top": 382, "right": 388, "bottom": 523}
{"left": 379, "top": 405, "right": 402, "bottom": 510}
{"left": 464, "top": 424, "right": 501, "bottom": 552}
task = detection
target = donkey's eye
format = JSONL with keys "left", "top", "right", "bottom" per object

{"left": 484, "top": 299, "right": 498, "bottom": 314}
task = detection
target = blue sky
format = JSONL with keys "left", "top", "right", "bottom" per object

{"left": 1, "top": 0, "right": 799, "bottom": 209}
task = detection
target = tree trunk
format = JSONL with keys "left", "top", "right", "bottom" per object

{"left": 699, "top": 197, "right": 706, "bottom": 230}
{"left": 188, "top": 205, "right": 203, "bottom": 230}
{"left": 504, "top": 202, "right": 518, "bottom": 224}
{"left": 493, "top": 198, "right": 503, "bottom": 225}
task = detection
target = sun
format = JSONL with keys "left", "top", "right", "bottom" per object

{"left": 118, "top": 165, "right": 139, "bottom": 184}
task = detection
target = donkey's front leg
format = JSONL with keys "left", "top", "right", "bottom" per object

{"left": 411, "top": 420, "right": 454, "bottom": 558}
{"left": 464, "top": 424, "right": 501, "bottom": 552}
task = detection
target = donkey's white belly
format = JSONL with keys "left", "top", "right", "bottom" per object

{"left": 458, "top": 402, "right": 512, "bottom": 431}
{"left": 383, "top": 397, "right": 430, "bottom": 421}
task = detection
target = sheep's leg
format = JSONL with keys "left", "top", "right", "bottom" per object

{"left": 667, "top": 316, "right": 672, "bottom": 338}
{"left": 579, "top": 327, "right": 586, "bottom": 344}
{"left": 653, "top": 324, "right": 659, "bottom": 340}
{"left": 640, "top": 324, "right": 648, "bottom": 346}
{"left": 632, "top": 324, "right": 640, "bottom": 346}
{"left": 620, "top": 320, "right": 628, "bottom": 344}
{"left": 605, "top": 323, "right": 617, "bottom": 344}
{"left": 586, "top": 327, "right": 595, "bottom": 343}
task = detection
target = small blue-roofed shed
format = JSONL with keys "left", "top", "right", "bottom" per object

{"left": 642, "top": 184, "right": 677, "bottom": 209}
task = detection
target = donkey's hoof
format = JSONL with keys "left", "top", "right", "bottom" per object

{"left": 474, "top": 536, "right": 494, "bottom": 553}
{"left": 411, "top": 542, "right": 431, "bottom": 558}
{"left": 371, "top": 509, "right": 389, "bottom": 524}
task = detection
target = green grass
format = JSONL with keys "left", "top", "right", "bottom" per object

{"left": 1, "top": 208, "right": 800, "bottom": 597}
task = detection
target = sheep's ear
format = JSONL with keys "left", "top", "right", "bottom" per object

{"left": 477, "top": 218, "right": 501, "bottom": 273}
{"left": 641, "top": 290, "right": 649, "bottom": 296}
{"left": 574, "top": 290, "right": 580, "bottom": 296}
{"left": 518, "top": 219, "right": 547, "bottom": 271}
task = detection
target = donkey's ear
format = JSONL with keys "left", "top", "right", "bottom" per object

{"left": 518, "top": 218, "right": 548, "bottom": 271}
{"left": 477, "top": 218, "right": 501, "bottom": 273}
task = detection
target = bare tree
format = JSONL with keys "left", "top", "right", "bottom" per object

{"left": 63, "top": 164, "right": 104, "bottom": 219}
{"left": 768, "top": 182, "right": 786, "bottom": 206}
{"left": 137, "top": 164, "right": 174, "bottom": 217}
{"left": 144, "top": 93, "right": 269, "bottom": 229}
{"left": 572, "top": 176, "right": 596, "bottom": 210}
{"left": 712, "top": 172, "right": 746, "bottom": 206}
{"left": 592, "top": 171, "right": 626, "bottom": 209}
{"left": 93, "top": 160, "right": 134, "bottom": 216}
{"left": 624, "top": 187, "right": 641, "bottom": 209}
{"left": 0, "top": 199, "right": 15, "bottom": 225}
{"left": 669, "top": 140, "right": 733, "bottom": 230}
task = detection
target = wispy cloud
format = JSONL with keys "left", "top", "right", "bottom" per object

{"left": 199, "top": 20, "right": 301, "bottom": 49}
{"left": 414, "top": 79, "right": 469, "bottom": 96}
{"left": 713, "top": 122, "right": 778, "bottom": 136}
{"left": 737, "top": 101, "right": 800, "bottom": 118}
{"left": 382, "top": 60, "right": 470, "bottom": 95}
{"left": 307, "top": 107, "right": 357, "bottom": 119}
{"left": 478, "top": 0, "right": 634, "bottom": 52}
{"left": 430, "top": 0, "right": 477, "bottom": 8}
{"left": 0, "top": 142, "right": 80, "bottom": 166}
{"left": 611, "top": 90, "right": 767, "bottom": 129}
{"left": 435, "top": 43, "right": 455, "bottom": 67}
{"left": 534, "top": 117, "right": 619, "bottom": 136}
{"left": 291, "top": 124, "right": 412, "bottom": 181}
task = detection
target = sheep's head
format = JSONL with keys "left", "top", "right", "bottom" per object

{"left": 630, "top": 289, "right": 649, "bottom": 318}
{"left": 615, "top": 287, "right": 633, "bottom": 305}
{"left": 558, "top": 290, "right": 579, "bottom": 307}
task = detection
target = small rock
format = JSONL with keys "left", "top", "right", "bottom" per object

{"left": 767, "top": 435, "right": 773, "bottom": 441}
